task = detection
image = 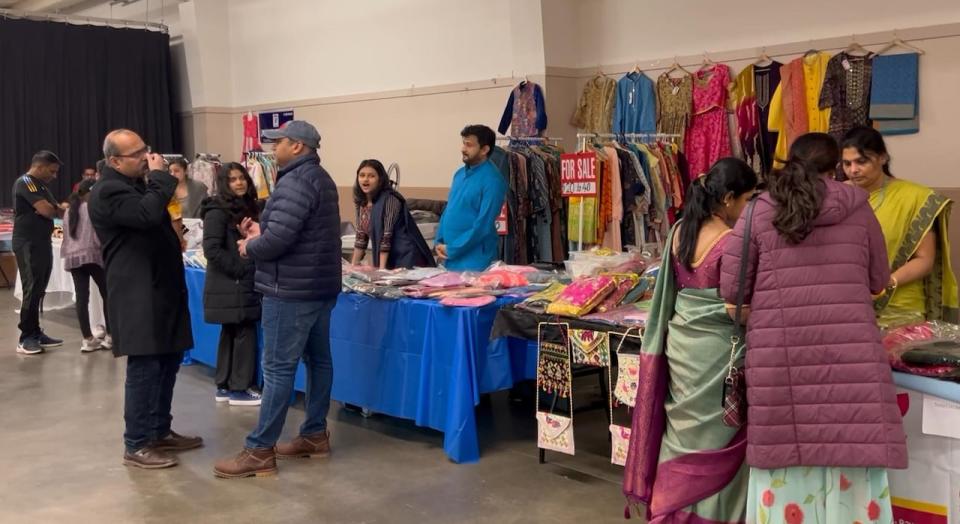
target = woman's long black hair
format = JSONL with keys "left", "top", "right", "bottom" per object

{"left": 677, "top": 158, "right": 758, "bottom": 269}
{"left": 841, "top": 125, "right": 893, "bottom": 176}
{"left": 216, "top": 162, "right": 260, "bottom": 223}
{"left": 769, "top": 133, "right": 838, "bottom": 244}
{"left": 353, "top": 159, "right": 394, "bottom": 207}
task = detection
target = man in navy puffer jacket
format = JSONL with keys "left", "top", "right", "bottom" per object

{"left": 215, "top": 121, "right": 342, "bottom": 479}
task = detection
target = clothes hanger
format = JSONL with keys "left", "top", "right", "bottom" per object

{"left": 875, "top": 31, "right": 926, "bottom": 55}
{"left": 844, "top": 34, "right": 871, "bottom": 56}
{"left": 697, "top": 51, "right": 716, "bottom": 72}
{"left": 753, "top": 47, "right": 773, "bottom": 66}
{"left": 665, "top": 57, "right": 691, "bottom": 78}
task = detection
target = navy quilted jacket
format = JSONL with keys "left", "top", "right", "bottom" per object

{"left": 246, "top": 152, "right": 342, "bottom": 301}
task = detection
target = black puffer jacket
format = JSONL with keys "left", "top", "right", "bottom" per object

{"left": 245, "top": 152, "right": 342, "bottom": 300}
{"left": 201, "top": 197, "right": 260, "bottom": 323}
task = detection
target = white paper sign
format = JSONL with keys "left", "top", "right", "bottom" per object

{"left": 922, "top": 394, "right": 960, "bottom": 440}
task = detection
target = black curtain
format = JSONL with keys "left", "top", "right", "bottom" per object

{"left": 0, "top": 19, "right": 178, "bottom": 206}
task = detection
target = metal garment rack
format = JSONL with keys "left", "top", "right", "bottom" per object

{"left": 576, "top": 132, "right": 681, "bottom": 151}
{"left": 496, "top": 136, "right": 563, "bottom": 144}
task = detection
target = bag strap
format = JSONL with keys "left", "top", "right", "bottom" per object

{"left": 728, "top": 196, "right": 758, "bottom": 376}
{"left": 733, "top": 197, "right": 759, "bottom": 339}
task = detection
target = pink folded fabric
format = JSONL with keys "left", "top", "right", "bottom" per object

{"left": 440, "top": 295, "right": 497, "bottom": 307}
{"left": 421, "top": 272, "right": 467, "bottom": 288}
{"left": 472, "top": 270, "right": 529, "bottom": 290}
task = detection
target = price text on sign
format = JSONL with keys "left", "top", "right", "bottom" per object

{"left": 560, "top": 152, "right": 598, "bottom": 196}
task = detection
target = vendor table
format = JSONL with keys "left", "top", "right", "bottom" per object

{"left": 13, "top": 237, "right": 106, "bottom": 335}
{"left": 889, "top": 373, "right": 960, "bottom": 524}
{"left": 182, "top": 267, "right": 536, "bottom": 463}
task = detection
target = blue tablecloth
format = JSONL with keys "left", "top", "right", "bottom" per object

{"left": 182, "top": 267, "right": 536, "bottom": 463}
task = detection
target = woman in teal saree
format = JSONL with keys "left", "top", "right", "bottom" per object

{"left": 624, "top": 159, "right": 757, "bottom": 523}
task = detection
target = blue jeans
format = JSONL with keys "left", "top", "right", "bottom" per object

{"left": 245, "top": 296, "right": 336, "bottom": 449}
{"left": 124, "top": 352, "right": 183, "bottom": 452}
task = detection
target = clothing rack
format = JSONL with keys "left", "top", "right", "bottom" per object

{"left": 576, "top": 132, "right": 681, "bottom": 151}
{"left": 195, "top": 153, "right": 222, "bottom": 161}
{"left": 496, "top": 136, "right": 563, "bottom": 143}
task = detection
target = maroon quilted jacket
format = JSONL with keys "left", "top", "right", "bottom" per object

{"left": 720, "top": 179, "right": 907, "bottom": 470}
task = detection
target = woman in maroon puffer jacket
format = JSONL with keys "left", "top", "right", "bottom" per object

{"left": 720, "top": 133, "right": 906, "bottom": 524}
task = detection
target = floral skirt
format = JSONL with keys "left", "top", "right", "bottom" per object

{"left": 746, "top": 467, "right": 893, "bottom": 524}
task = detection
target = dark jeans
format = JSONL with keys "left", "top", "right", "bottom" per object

{"left": 124, "top": 352, "right": 183, "bottom": 452}
{"left": 14, "top": 239, "right": 52, "bottom": 342}
{"left": 245, "top": 296, "right": 336, "bottom": 449}
{"left": 69, "top": 264, "right": 109, "bottom": 339}
{"left": 215, "top": 320, "right": 258, "bottom": 392}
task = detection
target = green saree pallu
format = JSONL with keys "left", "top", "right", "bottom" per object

{"left": 623, "top": 224, "right": 748, "bottom": 524}
{"left": 872, "top": 178, "right": 958, "bottom": 328}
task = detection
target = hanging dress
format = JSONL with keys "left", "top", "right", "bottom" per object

{"left": 684, "top": 64, "right": 732, "bottom": 179}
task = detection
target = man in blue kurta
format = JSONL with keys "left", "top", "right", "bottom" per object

{"left": 435, "top": 125, "right": 507, "bottom": 271}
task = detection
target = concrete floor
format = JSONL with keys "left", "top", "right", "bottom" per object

{"left": 0, "top": 288, "right": 637, "bottom": 524}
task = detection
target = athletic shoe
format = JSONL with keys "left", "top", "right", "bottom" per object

{"left": 99, "top": 334, "right": 114, "bottom": 350}
{"left": 16, "top": 338, "right": 44, "bottom": 355}
{"left": 228, "top": 390, "right": 262, "bottom": 406}
{"left": 38, "top": 332, "right": 63, "bottom": 348}
{"left": 81, "top": 337, "right": 102, "bottom": 353}
{"left": 215, "top": 388, "right": 230, "bottom": 402}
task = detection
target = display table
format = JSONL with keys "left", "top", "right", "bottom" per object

{"left": 13, "top": 237, "right": 105, "bottom": 334}
{"left": 182, "top": 267, "right": 536, "bottom": 463}
{"left": 888, "top": 374, "right": 960, "bottom": 524}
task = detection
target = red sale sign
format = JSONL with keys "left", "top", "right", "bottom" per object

{"left": 560, "top": 152, "right": 598, "bottom": 197}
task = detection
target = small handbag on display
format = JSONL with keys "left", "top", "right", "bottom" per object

{"left": 611, "top": 328, "right": 643, "bottom": 407}
{"left": 537, "top": 412, "right": 575, "bottom": 455}
{"left": 609, "top": 424, "right": 631, "bottom": 466}
{"left": 722, "top": 197, "right": 756, "bottom": 428}
{"left": 570, "top": 329, "right": 610, "bottom": 367}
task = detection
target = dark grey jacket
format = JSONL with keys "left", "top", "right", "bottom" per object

{"left": 246, "top": 152, "right": 341, "bottom": 301}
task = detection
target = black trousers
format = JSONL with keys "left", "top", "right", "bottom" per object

{"left": 124, "top": 352, "right": 182, "bottom": 452}
{"left": 14, "top": 239, "right": 52, "bottom": 342}
{"left": 69, "top": 264, "right": 110, "bottom": 339}
{"left": 215, "top": 320, "right": 258, "bottom": 391}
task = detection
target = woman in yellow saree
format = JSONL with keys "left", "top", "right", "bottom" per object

{"left": 841, "top": 126, "right": 958, "bottom": 328}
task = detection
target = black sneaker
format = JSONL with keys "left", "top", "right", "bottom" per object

{"left": 38, "top": 332, "right": 63, "bottom": 348}
{"left": 16, "top": 338, "right": 44, "bottom": 355}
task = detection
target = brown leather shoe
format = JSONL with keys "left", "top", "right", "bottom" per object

{"left": 149, "top": 430, "right": 203, "bottom": 451}
{"left": 213, "top": 448, "right": 277, "bottom": 479}
{"left": 275, "top": 431, "right": 330, "bottom": 459}
{"left": 124, "top": 447, "right": 179, "bottom": 469}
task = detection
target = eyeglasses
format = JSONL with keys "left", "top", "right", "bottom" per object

{"left": 114, "top": 145, "right": 151, "bottom": 159}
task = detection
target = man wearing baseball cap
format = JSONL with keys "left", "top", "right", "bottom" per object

{"left": 13, "top": 150, "right": 66, "bottom": 355}
{"left": 215, "top": 120, "right": 342, "bottom": 478}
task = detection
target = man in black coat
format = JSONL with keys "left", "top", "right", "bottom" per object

{"left": 88, "top": 129, "right": 202, "bottom": 469}
{"left": 214, "top": 120, "right": 341, "bottom": 478}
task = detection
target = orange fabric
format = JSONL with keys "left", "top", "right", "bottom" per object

{"left": 780, "top": 58, "right": 809, "bottom": 153}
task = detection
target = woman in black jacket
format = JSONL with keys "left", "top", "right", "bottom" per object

{"left": 350, "top": 159, "right": 435, "bottom": 269}
{"left": 201, "top": 162, "right": 262, "bottom": 407}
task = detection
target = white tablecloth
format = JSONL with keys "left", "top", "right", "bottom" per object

{"left": 13, "top": 238, "right": 106, "bottom": 336}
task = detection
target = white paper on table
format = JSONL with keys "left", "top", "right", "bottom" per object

{"left": 922, "top": 394, "right": 960, "bottom": 440}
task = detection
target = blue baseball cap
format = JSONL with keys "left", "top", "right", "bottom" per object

{"left": 263, "top": 120, "right": 321, "bottom": 149}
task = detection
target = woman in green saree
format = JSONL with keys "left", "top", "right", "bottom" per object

{"left": 623, "top": 158, "right": 757, "bottom": 523}
{"left": 841, "top": 126, "right": 958, "bottom": 328}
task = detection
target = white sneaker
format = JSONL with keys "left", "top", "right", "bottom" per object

{"left": 81, "top": 337, "right": 102, "bottom": 353}
{"left": 99, "top": 334, "right": 113, "bottom": 350}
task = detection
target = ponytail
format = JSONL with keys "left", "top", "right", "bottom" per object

{"left": 676, "top": 179, "right": 714, "bottom": 269}
{"left": 769, "top": 159, "right": 824, "bottom": 244}
{"left": 769, "top": 133, "right": 837, "bottom": 244}
{"left": 676, "top": 158, "right": 758, "bottom": 269}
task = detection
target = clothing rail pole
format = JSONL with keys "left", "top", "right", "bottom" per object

{"left": 0, "top": 7, "right": 169, "bottom": 33}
